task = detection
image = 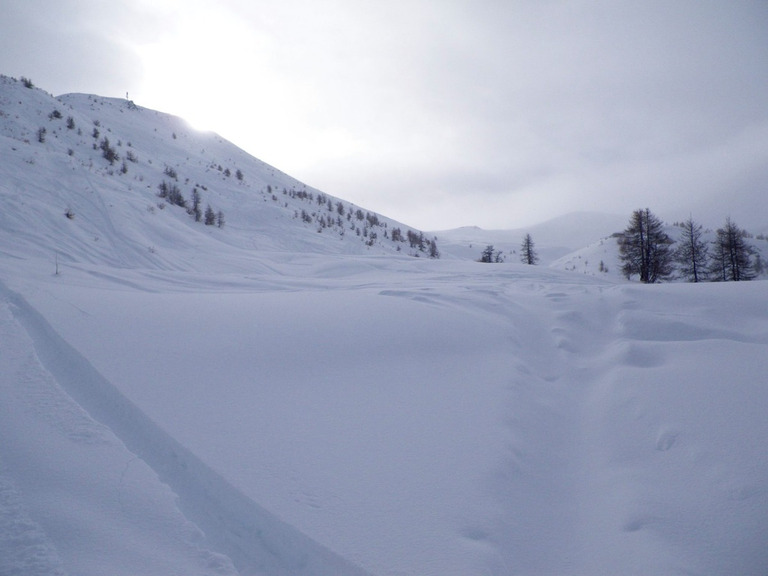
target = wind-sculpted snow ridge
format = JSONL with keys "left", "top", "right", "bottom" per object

{"left": 0, "top": 280, "right": 371, "bottom": 576}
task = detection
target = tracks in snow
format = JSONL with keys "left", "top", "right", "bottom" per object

{"left": 486, "top": 282, "right": 623, "bottom": 574}
{"left": 0, "top": 280, "right": 371, "bottom": 576}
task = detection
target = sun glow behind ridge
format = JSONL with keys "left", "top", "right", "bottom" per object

{"left": 134, "top": 7, "right": 269, "bottom": 133}
{"left": 131, "top": 4, "right": 361, "bottom": 180}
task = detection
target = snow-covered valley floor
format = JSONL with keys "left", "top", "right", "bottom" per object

{"left": 2, "top": 253, "right": 767, "bottom": 576}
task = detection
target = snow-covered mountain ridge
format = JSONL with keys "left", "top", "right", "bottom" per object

{"left": 0, "top": 75, "right": 437, "bottom": 272}
{"left": 2, "top": 75, "right": 768, "bottom": 576}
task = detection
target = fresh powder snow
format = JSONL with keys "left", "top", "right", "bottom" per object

{"left": 1, "top": 75, "right": 767, "bottom": 576}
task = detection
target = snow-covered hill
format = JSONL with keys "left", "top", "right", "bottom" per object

{"left": 0, "top": 75, "right": 437, "bottom": 272}
{"left": 2, "top": 76, "right": 768, "bottom": 576}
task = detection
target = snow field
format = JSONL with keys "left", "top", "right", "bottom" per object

{"left": 0, "top": 288, "right": 239, "bottom": 576}
{"left": 3, "top": 255, "right": 766, "bottom": 575}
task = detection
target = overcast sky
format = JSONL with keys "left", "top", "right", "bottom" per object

{"left": 2, "top": 1, "right": 767, "bottom": 231}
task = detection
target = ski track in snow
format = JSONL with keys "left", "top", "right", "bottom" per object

{"left": 0, "top": 279, "right": 370, "bottom": 576}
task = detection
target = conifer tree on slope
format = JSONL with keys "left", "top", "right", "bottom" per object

{"left": 204, "top": 204, "right": 216, "bottom": 226}
{"left": 191, "top": 188, "right": 202, "bottom": 222}
{"left": 674, "top": 216, "right": 709, "bottom": 282}
{"left": 619, "top": 208, "right": 674, "bottom": 283}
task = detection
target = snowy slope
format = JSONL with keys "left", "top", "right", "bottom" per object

{"left": 2, "top": 76, "right": 768, "bottom": 576}
{"left": 0, "top": 75, "right": 437, "bottom": 272}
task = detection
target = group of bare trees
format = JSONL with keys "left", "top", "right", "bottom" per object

{"left": 619, "top": 208, "right": 758, "bottom": 283}
{"left": 479, "top": 234, "right": 539, "bottom": 264}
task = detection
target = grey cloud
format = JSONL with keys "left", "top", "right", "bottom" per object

{"left": 2, "top": 0, "right": 767, "bottom": 230}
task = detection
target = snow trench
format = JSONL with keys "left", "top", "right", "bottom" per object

{"left": 0, "top": 281, "right": 370, "bottom": 576}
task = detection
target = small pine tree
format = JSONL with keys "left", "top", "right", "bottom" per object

{"left": 204, "top": 205, "right": 216, "bottom": 225}
{"left": 520, "top": 234, "right": 538, "bottom": 265}
{"left": 216, "top": 210, "right": 225, "bottom": 228}
{"left": 100, "top": 137, "right": 118, "bottom": 165}
{"left": 158, "top": 180, "right": 186, "bottom": 208}
{"left": 404, "top": 230, "right": 421, "bottom": 250}
{"left": 191, "top": 188, "right": 202, "bottom": 222}
{"left": 428, "top": 239, "right": 440, "bottom": 259}
{"left": 169, "top": 186, "right": 186, "bottom": 208}
{"left": 480, "top": 245, "right": 497, "bottom": 263}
